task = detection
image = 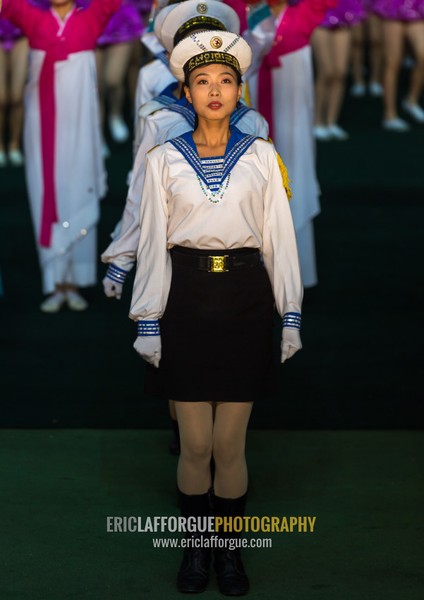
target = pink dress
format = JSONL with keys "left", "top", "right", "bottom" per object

{"left": 2, "top": 0, "right": 122, "bottom": 293}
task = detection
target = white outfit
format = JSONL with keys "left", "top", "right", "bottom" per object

{"left": 250, "top": 45, "right": 320, "bottom": 288}
{"left": 25, "top": 49, "right": 106, "bottom": 293}
{"left": 102, "top": 105, "right": 269, "bottom": 272}
{"left": 134, "top": 57, "right": 176, "bottom": 123}
{"left": 130, "top": 136, "right": 302, "bottom": 321}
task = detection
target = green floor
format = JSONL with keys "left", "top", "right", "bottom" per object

{"left": 1, "top": 429, "right": 422, "bottom": 599}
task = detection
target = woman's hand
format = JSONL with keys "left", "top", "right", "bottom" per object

{"left": 281, "top": 328, "right": 302, "bottom": 363}
{"left": 133, "top": 336, "right": 161, "bottom": 368}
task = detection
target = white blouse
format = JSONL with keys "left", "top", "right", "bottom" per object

{"left": 130, "top": 135, "right": 303, "bottom": 322}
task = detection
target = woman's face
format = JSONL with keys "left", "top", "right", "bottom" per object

{"left": 185, "top": 63, "right": 242, "bottom": 122}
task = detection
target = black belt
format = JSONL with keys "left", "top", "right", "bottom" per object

{"left": 171, "top": 249, "right": 260, "bottom": 273}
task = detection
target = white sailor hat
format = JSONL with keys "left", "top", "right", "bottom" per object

{"left": 169, "top": 30, "right": 252, "bottom": 82}
{"left": 159, "top": 0, "right": 240, "bottom": 53}
{"left": 153, "top": 4, "right": 177, "bottom": 43}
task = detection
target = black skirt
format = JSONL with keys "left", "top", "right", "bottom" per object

{"left": 145, "top": 246, "right": 276, "bottom": 402}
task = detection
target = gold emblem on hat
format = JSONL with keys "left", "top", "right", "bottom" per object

{"left": 197, "top": 3, "right": 208, "bottom": 13}
{"left": 210, "top": 36, "right": 223, "bottom": 49}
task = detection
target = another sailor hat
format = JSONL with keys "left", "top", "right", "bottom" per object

{"left": 170, "top": 30, "right": 252, "bottom": 82}
{"left": 153, "top": 4, "right": 177, "bottom": 44}
{"left": 159, "top": 0, "right": 240, "bottom": 52}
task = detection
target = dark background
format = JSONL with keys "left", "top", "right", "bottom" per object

{"left": 1, "top": 78, "right": 423, "bottom": 429}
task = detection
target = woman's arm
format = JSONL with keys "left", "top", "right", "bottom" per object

{"left": 1, "top": 0, "right": 41, "bottom": 36}
{"left": 129, "top": 147, "right": 171, "bottom": 322}
{"left": 261, "top": 141, "right": 303, "bottom": 318}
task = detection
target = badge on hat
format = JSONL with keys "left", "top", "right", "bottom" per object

{"left": 197, "top": 3, "right": 208, "bottom": 13}
{"left": 210, "top": 36, "right": 223, "bottom": 49}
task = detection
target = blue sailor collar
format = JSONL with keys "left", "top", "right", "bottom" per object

{"left": 156, "top": 51, "right": 170, "bottom": 68}
{"left": 168, "top": 126, "right": 257, "bottom": 190}
{"left": 150, "top": 82, "right": 179, "bottom": 108}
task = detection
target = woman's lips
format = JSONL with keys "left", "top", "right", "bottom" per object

{"left": 208, "top": 102, "right": 223, "bottom": 110}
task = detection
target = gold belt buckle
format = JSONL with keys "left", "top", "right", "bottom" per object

{"left": 208, "top": 255, "right": 229, "bottom": 273}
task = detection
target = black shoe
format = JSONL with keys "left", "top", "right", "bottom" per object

{"left": 214, "top": 549, "right": 249, "bottom": 596}
{"left": 177, "top": 547, "right": 211, "bottom": 593}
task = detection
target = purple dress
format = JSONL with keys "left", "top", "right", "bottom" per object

{"left": 371, "top": 0, "right": 424, "bottom": 20}
{"left": 131, "top": 0, "right": 154, "bottom": 17}
{"left": 0, "top": 18, "right": 24, "bottom": 51}
{"left": 85, "top": 0, "right": 145, "bottom": 45}
{"left": 321, "top": 0, "right": 367, "bottom": 27}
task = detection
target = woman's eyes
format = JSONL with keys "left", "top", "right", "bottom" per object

{"left": 197, "top": 79, "right": 234, "bottom": 85}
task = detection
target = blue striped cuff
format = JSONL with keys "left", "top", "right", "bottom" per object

{"left": 106, "top": 263, "right": 128, "bottom": 284}
{"left": 282, "top": 312, "right": 301, "bottom": 330}
{"left": 137, "top": 320, "right": 160, "bottom": 337}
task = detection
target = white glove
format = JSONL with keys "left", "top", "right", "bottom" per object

{"left": 103, "top": 276, "right": 123, "bottom": 299}
{"left": 281, "top": 328, "right": 302, "bottom": 363}
{"left": 133, "top": 336, "right": 161, "bottom": 368}
{"left": 103, "top": 263, "right": 128, "bottom": 300}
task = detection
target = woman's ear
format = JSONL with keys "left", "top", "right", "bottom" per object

{"left": 237, "top": 84, "right": 242, "bottom": 103}
{"left": 184, "top": 84, "right": 192, "bottom": 104}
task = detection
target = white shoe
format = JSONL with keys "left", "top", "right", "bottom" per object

{"left": 382, "top": 118, "right": 410, "bottom": 132}
{"left": 350, "top": 83, "right": 366, "bottom": 97}
{"left": 8, "top": 149, "right": 24, "bottom": 166}
{"left": 327, "top": 124, "right": 349, "bottom": 140}
{"left": 0, "top": 151, "right": 6, "bottom": 167}
{"left": 313, "top": 125, "right": 331, "bottom": 141}
{"left": 66, "top": 290, "right": 88, "bottom": 311}
{"left": 402, "top": 101, "right": 424, "bottom": 123}
{"left": 40, "top": 292, "right": 66, "bottom": 313}
{"left": 108, "top": 116, "right": 129, "bottom": 143}
{"left": 369, "top": 82, "right": 383, "bottom": 97}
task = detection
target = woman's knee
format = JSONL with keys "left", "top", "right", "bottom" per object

{"left": 180, "top": 439, "right": 212, "bottom": 465}
{"left": 213, "top": 437, "right": 245, "bottom": 470}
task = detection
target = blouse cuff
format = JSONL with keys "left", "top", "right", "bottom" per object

{"left": 282, "top": 312, "right": 301, "bottom": 330}
{"left": 106, "top": 263, "right": 129, "bottom": 284}
{"left": 137, "top": 320, "right": 160, "bottom": 336}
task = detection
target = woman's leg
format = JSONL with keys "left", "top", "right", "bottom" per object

{"left": 173, "top": 401, "right": 214, "bottom": 593}
{"left": 174, "top": 401, "right": 214, "bottom": 495}
{"left": 0, "top": 46, "right": 8, "bottom": 160}
{"left": 368, "top": 14, "right": 383, "bottom": 93}
{"left": 211, "top": 401, "right": 253, "bottom": 596}
{"left": 8, "top": 37, "right": 29, "bottom": 157}
{"left": 312, "top": 27, "right": 333, "bottom": 127}
{"left": 95, "top": 47, "right": 106, "bottom": 128}
{"left": 212, "top": 401, "right": 253, "bottom": 498}
{"left": 350, "top": 22, "right": 366, "bottom": 94}
{"left": 381, "top": 20, "right": 405, "bottom": 122}
{"left": 103, "top": 42, "right": 133, "bottom": 142}
{"left": 326, "top": 27, "right": 352, "bottom": 127}
{"left": 126, "top": 40, "right": 142, "bottom": 118}
{"left": 404, "top": 21, "right": 424, "bottom": 113}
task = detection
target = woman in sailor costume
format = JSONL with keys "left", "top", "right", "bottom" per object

{"left": 130, "top": 31, "right": 303, "bottom": 594}
{"left": 1, "top": 0, "right": 121, "bottom": 312}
